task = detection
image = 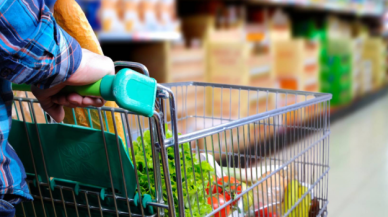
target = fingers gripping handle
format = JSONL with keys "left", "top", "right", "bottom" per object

{"left": 12, "top": 63, "right": 157, "bottom": 117}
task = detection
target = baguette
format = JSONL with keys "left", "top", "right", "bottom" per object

{"left": 54, "top": 0, "right": 125, "bottom": 143}
{"left": 54, "top": 0, "right": 103, "bottom": 55}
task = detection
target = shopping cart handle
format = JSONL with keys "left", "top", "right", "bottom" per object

{"left": 12, "top": 84, "right": 32, "bottom": 92}
{"left": 12, "top": 81, "right": 102, "bottom": 97}
{"left": 12, "top": 68, "right": 157, "bottom": 117}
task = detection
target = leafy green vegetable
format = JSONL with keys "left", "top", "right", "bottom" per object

{"left": 128, "top": 125, "right": 213, "bottom": 216}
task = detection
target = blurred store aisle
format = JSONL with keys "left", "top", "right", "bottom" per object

{"left": 329, "top": 93, "right": 388, "bottom": 216}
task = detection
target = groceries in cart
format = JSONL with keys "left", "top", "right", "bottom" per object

{"left": 128, "top": 126, "right": 214, "bottom": 217}
{"left": 128, "top": 127, "right": 317, "bottom": 217}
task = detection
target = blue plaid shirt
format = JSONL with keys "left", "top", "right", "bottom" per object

{"left": 0, "top": 0, "right": 82, "bottom": 202}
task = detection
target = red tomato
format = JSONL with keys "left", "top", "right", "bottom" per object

{"left": 223, "top": 191, "right": 231, "bottom": 202}
{"left": 206, "top": 176, "right": 220, "bottom": 195}
{"left": 255, "top": 207, "right": 277, "bottom": 217}
{"left": 206, "top": 181, "right": 223, "bottom": 195}
{"left": 207, "top": 194, "right": 230, "bottom": 217}
{"left": 217, "top": 176, "right": 242, "bottom": 205}
{"left": 206, "top": 176, "right": 243, "bottom": 206}
{"left": 218, "top": 176, "right": 242, "bottom": 194}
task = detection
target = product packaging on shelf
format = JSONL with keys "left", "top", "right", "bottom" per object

{"left": 273, "top": 39, "right": 319, "bottom": 93}
{"left": 362, "top": 37, "right": 386, "bottom": 91}
{"left": 157, "top": 0, "right": 179, "bottom": 31}
{"left": 362, "top": 60, "right": 373, "bottom": 93}
{"left": 320, "top": 54, "right": 352, "bottom": 106}
{"left": 352, "top": 37, "right": 364, "bottom": 98}
{"left": 318, "top": 22, "right": 353, "bottom": 107}
{"left": 269, "top": 9, "right": 292, "bottom": 42}
{"left": 123, "top": 0, "right": 142, "bottom": 32}
{"left": 82, "top": 0, "right": 181, "bottom": 34}
{"left": 100, "top": 0, "right": 125, "bottom": 32}
{"left": 140, "top": 0, "right": 160, "bottom": 31}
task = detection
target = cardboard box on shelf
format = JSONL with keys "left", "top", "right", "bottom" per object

{"left": 273, "top": 39, "right": 319, "bottom": 92}
{"left": 170, "top": 59, "right": 205, "bottom": 78}
{"left": 363, "top": 38, "right": 386, "bottom": 90}
{"left": 170, "top": 43, "right": 204, "bottom": 62}
{"left": 124, "top": 39, "right": 206, "bottom": 84}
{"left": 362, "top": 60, "right": 373, "bottom": 93}
{"left": 248, "top": 42, "right": 272, "bottom": 79}
{"left": 352, "top": 37, "right": 364, "bottom": 98}
{"left": 249, "top": 56, "right": 271, "bottom": 75}
{"left": 207, "top": 35, "right": 248, "bottom": 84}
{"left": 170, "top": 41, "right": 206, "bottom": 82}
{"left": 273, "top": 39, "right": 304, "bottom": 78}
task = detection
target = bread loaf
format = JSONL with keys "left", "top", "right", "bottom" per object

{"left": 54, "top": 0, "right": 125, "bottom": 142}
{"left": 54, "top": 0, "right": 103, "bottom": 55}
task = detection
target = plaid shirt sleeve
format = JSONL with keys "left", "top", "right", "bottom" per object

{"left": 0, "top": 0, "right": 82, "bottom": 89}
{"left": 0, "top": 0, "right": 83, "bottom": 205}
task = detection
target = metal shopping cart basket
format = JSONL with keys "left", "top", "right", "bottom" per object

{"left": 11, "top": 61, "right": 331, "bottom": 217}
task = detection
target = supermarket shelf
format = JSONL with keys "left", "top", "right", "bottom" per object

{"left": 330, "top": 85, "right": 388, "bottom": 122}
{"left": 98, "top": 31, "right": 182, "bottom": 42}
{"left": 245, "top": 0, "right": 384, "bottom": 17}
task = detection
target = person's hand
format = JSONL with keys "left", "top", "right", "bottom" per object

{"left": 31, "top": 49, "right": 115, "bottom": 122}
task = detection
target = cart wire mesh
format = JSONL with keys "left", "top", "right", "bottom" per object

{"left": 11, "top": 81, "right": 331, "bottom": 217}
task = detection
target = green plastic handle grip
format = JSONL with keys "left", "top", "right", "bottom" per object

{"left": 12, "top": 84, "right": 32, "bottom": 92}
{"left": 11, "top": 68, "right": 157, "bottom": 117}
{"left": 12, "top": 80, "right": 102, "bottom": 97}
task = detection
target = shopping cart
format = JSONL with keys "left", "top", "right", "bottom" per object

{"left": 11, "top": 61, "right": 331, "bottom": 217}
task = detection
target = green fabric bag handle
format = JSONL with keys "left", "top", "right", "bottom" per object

{"left": 12, "top": 68, "right": 157, "bottom": 117}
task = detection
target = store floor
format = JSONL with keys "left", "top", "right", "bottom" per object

{"left": 329, "top": 93, "right": 388, "bottom": 216}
